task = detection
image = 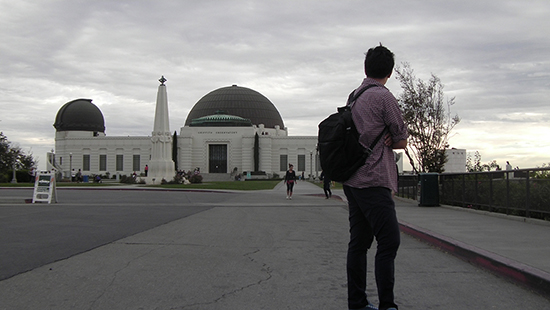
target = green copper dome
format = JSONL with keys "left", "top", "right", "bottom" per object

{"left": 185, "top": 85, "right": 284, "bottom": 128}
{"left": 190, "top": 111, "right": 253, "bottom": 127}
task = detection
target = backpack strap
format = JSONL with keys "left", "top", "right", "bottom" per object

{"left": 365, "top": 126, "right": 388, "bottom": 156}
{"left": 347, "top": 84, "right": 378, "bottom": 108}
{"left": 347, "top": 84, "right": 388, "bottom": 155}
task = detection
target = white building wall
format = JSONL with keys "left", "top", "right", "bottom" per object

{"left": 444, "top": 148, "right": 467, "bottom": 173}
{"left": 241, "top": 136, "right": 254, "bottom": 172}
{"left": 54, "top": 124, "right": 317, "bottom": 179}
{"left": 178, "top": 125, "right": 317, "bottom": 177}
{"left": 270, "top": 136, "right": 318, "bottom": 176}
{"left": 178, "top": 133, "right": 193, "bottom": 171}
{"left": 259, "top": 135, "right": 273, "bottom": 173}
{"left": 54, "top": 133, "right": 152, "bottom": 177}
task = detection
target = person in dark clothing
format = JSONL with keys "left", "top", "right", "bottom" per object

{"left": 321, "top": 171, "right": 332, "bottom": 199}
{"left": 284, "top": 164, "right": 297, "bottom": 199}
{"left": 344, "top": 45, "right": 408, "bottom": 310}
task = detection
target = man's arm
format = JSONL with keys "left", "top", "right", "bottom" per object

{"left": 384, "top": 133, "right": 407, "bottom": 149}
{"left": 392, "top": 139, "right": 407, "bottom": 149}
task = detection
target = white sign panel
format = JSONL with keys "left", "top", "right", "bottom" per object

{"left": 32, "top": 172, "right": 57, "bottom": 204}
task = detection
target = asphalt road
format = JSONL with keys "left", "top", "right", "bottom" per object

{"left": 0, "top": 188, "right": 218, "bottom": 280}
{"left": 0, "top": 186, "right": 548, "bottom": 309}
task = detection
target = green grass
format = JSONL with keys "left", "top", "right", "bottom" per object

{"left": 1, "top": 180, "right": 282, "bottom": 190}
{"left": 57, "top": 182, "right": 117, "bottom": 187}
{"left": 311, "top": 180, "right": 343, "bottom": 190}
{"left": 149, "top": 180, "right": 281, "bottom": 190}
{"left": 0, "top": 183, "right": 35, "bottom": 187}
{"left": 1, "top": 182, "right": 123, "bottom": 187}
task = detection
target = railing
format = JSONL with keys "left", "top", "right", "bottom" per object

{"left": 397, "top": 174, "right": 418, "bottom": 201}
{"left": 397, "top": 168, "right": 550, "bottom": 221}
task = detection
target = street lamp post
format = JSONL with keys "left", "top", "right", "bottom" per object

{"left": 10, "top": 161, "right": 17, "bottom": 184}
{"left": 315, "top": 146, "right": 319, "bottom": 179}
{"left": 51, "top": 149, "right": 55, "bottom": 170}
{"left": 310, "top": 151, "right": 313, "bottom": 180}
{"left": 69, "top": 152, "right": 73, "bottom": 181}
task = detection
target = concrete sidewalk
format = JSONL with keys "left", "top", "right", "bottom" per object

{"left": 328, "top": 184, "right": 550, "bottom": 298}
{"left": 394, "top": 197, "right": 550, "bottom": 296}
{"left": 0, "top": 181, "right": 549, "bottom": 309}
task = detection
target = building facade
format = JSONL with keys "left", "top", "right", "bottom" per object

{"left": 49, "top": 81, "right": 319, "bottom": 181}
{"left": 444, "top": 148, "right": 467, "bottom": 173}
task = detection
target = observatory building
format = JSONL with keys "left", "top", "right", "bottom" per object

{"left": 49, "top": 78, "right": 319, "bottom": 181}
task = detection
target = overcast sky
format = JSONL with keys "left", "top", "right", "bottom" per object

{"left": 1, "top": 0, "right": 549, "bottom": 171}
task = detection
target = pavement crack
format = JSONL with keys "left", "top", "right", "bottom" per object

{"left": 87, "top": 245, "right": 164, "bottom": 310}
{"left": 176, "top": 249, "right": 272, "bottom": 309}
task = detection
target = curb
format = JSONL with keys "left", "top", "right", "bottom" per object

{"left": 398, "top": 220, "right": 550, "bottom": 297}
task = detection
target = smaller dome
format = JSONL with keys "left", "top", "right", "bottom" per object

{"left": 54, "top": 99, "right": 105, "bottom": 132}
{"left": 190, "top": 110, "right": 253, "bottom": 127}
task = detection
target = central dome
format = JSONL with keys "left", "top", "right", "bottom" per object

{"left": 185, "top": 85, "right": 285, "bottom": 128}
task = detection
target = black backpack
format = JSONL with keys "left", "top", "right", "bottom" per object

{"left": 318, "top": 84, "right": 387, "bottom": 182}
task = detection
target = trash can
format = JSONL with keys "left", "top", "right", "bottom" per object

{"left": 82, "top": 175, "right": 89, "bottom": 183}
{"left": 418, "top": 173, "right": 439, "bottom": 206}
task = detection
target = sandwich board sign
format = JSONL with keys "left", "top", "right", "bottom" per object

{"left": 32, "top": 171, "right": 57, "bottom": 203}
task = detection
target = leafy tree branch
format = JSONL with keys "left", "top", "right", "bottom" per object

{"left": 395, "top": 62, "right": 460, "bottom": 173}
{"left": 0, "top": 132, "right": 36, "bottom": 176}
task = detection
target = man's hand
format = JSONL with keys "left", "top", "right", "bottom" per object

{"left": 384, "top": 133, "right": 393, "bottom": 147}
{"left": 384, "top": 133, "right": 407, "bottom": 149}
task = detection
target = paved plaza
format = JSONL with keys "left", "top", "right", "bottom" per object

{"left": 0, "top": 181, "right": 549, "bottom": 309}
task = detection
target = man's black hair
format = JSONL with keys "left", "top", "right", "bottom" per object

{"left": 364, "top": 44, "right": 395, "bottom": 79}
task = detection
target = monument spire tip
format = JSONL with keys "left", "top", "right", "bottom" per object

{"left": 159, "top": 76, "right": 167, "bottom": 85}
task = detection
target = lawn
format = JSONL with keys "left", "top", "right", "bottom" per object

{"left": 149, "top": 180, "right": 282, "bottom": 190}
{"left": 0, "top": 182, "right": 117, "bottom": 187}
{"left": 311, "top": 180, "right": 343, "bottom": 190}
{"left": 1, "top": 180, "right": 283, "bottom": 191}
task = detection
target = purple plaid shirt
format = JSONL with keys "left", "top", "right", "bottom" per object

{"left": 343, "top": 78, "right": 408, "bottom": 192}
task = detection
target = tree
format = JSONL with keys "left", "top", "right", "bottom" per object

{"left": 172, "top": 131, "right": 178, "bottom": 171}
{"left": 0, "top": 132, "right": 36, "bottom": 178}
{"left": 395, "top": 62, "right": 460, "bottom": 173}
{"left": 482, "top": 160, "right": 501, "bottom": 171}
{"left": 466, "top": 151, "right": 483, "bottom": 172}
{"left": 466, "top": 151, "right": 501, "bottom": 172}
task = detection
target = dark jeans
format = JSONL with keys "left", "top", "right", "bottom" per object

{"left": 344, "top": 186, "right": 400, "bottom": 310}
{"left": 286, "top": 181, "right": 294, "bottom": 193}
{"left": 323, "top": 182, "right": 332, "bottom": 198}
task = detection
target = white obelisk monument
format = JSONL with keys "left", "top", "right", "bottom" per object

{"left": 147, "top": 76, "right": 175, "bottom": 183}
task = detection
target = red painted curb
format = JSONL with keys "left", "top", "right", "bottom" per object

{"left": 399, "top": 221, "right": 550, "bottom": 298}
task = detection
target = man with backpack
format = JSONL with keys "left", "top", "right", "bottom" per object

{"left": 344, "top": 45, "right": 408, "bottom": 310}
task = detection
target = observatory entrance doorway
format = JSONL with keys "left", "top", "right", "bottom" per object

{"left": 209, "top": 144, "right": 227, "bottom": 173}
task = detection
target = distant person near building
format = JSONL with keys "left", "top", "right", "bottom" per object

{"left": 145, "top": 165, "right": 148, "bottom": 176}
{"left": 506, "top": 161, "right": 512, "bottom": 170}
{"left": 29, "top": 168, "right": 36, "bottom": 183}
{"left": 505, "top": 161, "right": 513, "bottom": 179}
{"left": 284, "top": 164, "right": 297, "bottom": 200}
{"left": 321, "top": 171, "right": 332, "bottom": 199}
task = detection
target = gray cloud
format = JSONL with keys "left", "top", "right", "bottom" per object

{"left": 1, "top": 0, "right": 549, "bottom": 169}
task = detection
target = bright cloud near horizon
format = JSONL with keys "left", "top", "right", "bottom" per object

{"left": 1, "top": 0, "right": 549, "bottom": 171}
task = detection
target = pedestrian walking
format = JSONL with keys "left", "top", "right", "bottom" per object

{"left": 321, "top": 171, "right": 332, "bottom": 199}
{"left": 284, "top": 164, "right": 297, "bottom": 199}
